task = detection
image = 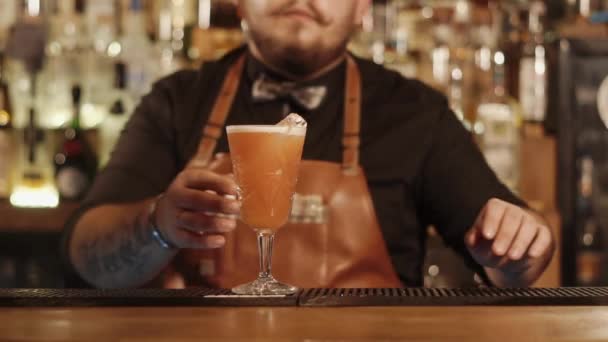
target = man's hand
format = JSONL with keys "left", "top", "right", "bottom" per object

{"left": 154, "top": 167, "right": 241, "bottom": 249}
{"left": 465, "top": 198, "right": 554, "bottom": 287}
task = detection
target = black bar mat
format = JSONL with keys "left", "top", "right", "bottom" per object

{"left": 297, "top": 287, "right": 608, "bottom": 306}
{"left": 0, "top": 288, "right": 297, "bottom": 307}
{"left": 1, "top": 287, "right": 608, "bottom": 307}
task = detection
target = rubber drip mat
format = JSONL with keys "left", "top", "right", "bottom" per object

{"left": 0, "top": 288, "right": 297, "bottom": 307}
{"left": 297, "top": 287, "right": 608, "bottom": 306}
{"left": 1, "top": 287, "right": 607, "bottom": 307}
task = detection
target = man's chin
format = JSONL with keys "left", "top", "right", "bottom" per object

{"left": 280, "top": 41, "right": 317, "bottom": 55}
{"left": 276, "top": 43, "right": 322, "bottom": 65}
{"left": 278, "top": 32, "right": 319, "bottom": 49}
{"left": 250, "top": 30, "right": 338, "bottom": 75}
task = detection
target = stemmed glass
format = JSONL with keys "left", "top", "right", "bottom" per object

{"left": 226, "top": 119, "right": 306, "bottom": 295}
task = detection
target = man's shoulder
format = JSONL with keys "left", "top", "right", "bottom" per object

{"left": 154, "top": 46, "right": 247, "bottom": 91}
{"left": 354, "top": 55, "right": 447, "bottom": 109}
{"left": 154, "top": 69, "right": 198, "bottom": 90}
{"left": 354, "top": 55, "right": 449, "bottom": 127}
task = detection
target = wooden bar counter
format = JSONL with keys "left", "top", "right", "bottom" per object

{"left": 0, "top": 287, "right": 607, "bottom": 341}
{"left": 0, "top": 305, "right": 607, "bottom": 341}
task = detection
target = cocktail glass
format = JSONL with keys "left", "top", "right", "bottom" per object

{"left": 227, "top": 119, "right": 306, "bottom": 295}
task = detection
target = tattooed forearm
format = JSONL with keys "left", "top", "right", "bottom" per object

{"left": 79, "top": 222, "right": 156, "bottom": 286}
{"left": 82, "top": 222, "right": 150, "bottom": 274}
{"left": 72, "top": 203, "right": 177, "bottom": 288}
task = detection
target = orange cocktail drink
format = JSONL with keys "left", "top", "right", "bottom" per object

{"left": 226, "top": 116, "right": 306, "bottom": 295}
{"left": 226, "top": 125, "right": 306, "bottom": 231}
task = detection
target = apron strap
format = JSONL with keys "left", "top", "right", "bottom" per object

{"left": 342, "top": 56, "right": 361, "bottom": 174}
{"left": 190, "top": 53, "right": 362, "bottom": 173}
{"left": 188, "top": 54, "right": 246, "bottom": 167}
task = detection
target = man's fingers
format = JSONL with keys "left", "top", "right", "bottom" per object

{"left": 173, "top": 189, "right": 241, "bottom": 214}
{"left": 529, "top": 226, "right": 552, "bottom": 258}
{"left": 181, "top": 169, "right": 238, "bottom": 196}
{"left": 177, "top": 211, "right": 237, "bottom": 234}
{"left": 466, "top": 198, "right": 555, "bottom": 276}
{"left": 492, "top": 207, "right": 523, "bottom": 256}
{"left": 195, "top": 234, "right": 226, "bottom": 249}
{"left": 467, "top": 202, "right": 491, "bottom": 248}
{"left": 507, "top": 218, "right": 538, "bottom": 261}
{"left": 171, "top": 229, "right": 227, "bottom": 249}
{"left": 466, "top": 228, "right": 478, "bottom": 247}
{"left": 480, "top": 199, "right": 507, "bottom": 240}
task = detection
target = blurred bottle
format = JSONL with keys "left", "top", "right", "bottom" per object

{"left": 430, "top": 7, "right": 451, "bottom": 91}
{"left": 472, "top": 4, "right": 495, "bottom": 121}
{"left": 188, "top": 0, "right": 243, "bottom": 62}
{"left": 369, "top": 1, "right": 392, "bottom": 65}
{"left": 85, "top": 0, "right": 117, "bottom": 55}
{"left": 6, "top": 0, "right": 57, "bottom": 207}
{"left": 519, "top": 1, "right": 548, "bottom": 124}
{"left": 47, "top": 0, "right": 86, "bottom": 63}
{"left": 475, "top": 50, "right": 522, "bottom": 193}
{"left": 564, "top": 0, "right": 578, "bottom": 20}
{"left": 4, "top": 0, "right": 47, "bottom": 129}
{"left": 449, "top": 0, "right": 476, "bottom": 127}
{"left": 5, "top": 0, "right": 47, "bottom": 73}
{"left": 40, "top": 0, "right": 83, "bottom": 129}
{"left": 99, "top": 62, "right": 133, "bottom": 168}
{"left": 159, "top": 0, "right": 195, "bottom": 54}
{"left": 576, "top": 156, "right": 605, "bottom": 286}
{"left": 54, "top": 85, "right": 97, "bottom": 201}
{"left": 36, "top": 55, "right": 73, "bottom": 129}
{"left": 384, "top": 0, "right": 418, "bottom": 78}
{"left": 79, "top": 0, "right": 117, "bottom": 131}
{"left": 578, "top": 0, "right": 604, "bottom": 19}
{"left": 447, "top": 63, "right": 472, "bottom": 131}
{"left": 45, "top": 0, "right": 112, "bottom": 130}
{"left": 120, "top": 0, "right": 156, "bottom": 102}
{"left": 0, "top": 53, "right": 14, "bottom": 198}
{"left": 0, "top": 0, "right": 17, "bottom": 49}
{"left": 10, "top": 106, "right": 59, "bottom": 208}
{"left": 500, "top": 3, "right": 524, "bottom": 102}
{"left": 348, "top": 5, "right": 374, "bottom": 60}
{"left": 558, "top": 0, "right": 608, "bottom": 38}
{"left": 156, "top": 1, "right": 183, "bottom": 77}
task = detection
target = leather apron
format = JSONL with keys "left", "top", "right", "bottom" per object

{"left": 162, "top": 54, "right": 403, "bottom": 289}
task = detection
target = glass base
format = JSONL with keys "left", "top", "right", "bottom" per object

{"left": 231, "top": 276, "right": 298, "bottom": 295}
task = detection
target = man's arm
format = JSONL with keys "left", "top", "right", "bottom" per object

{"left": 68, "top": 168, "right": 240, "bottom": 288}
{"left": 418, "top": 97, "right": 554, "bottom": 287}
{"left": 64, "top": 69, "right": 242, "bottom": 288}
{"left": 69, "top": 199, "right": 177, "bottom": 288}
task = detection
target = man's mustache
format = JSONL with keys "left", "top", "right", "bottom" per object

{"left": 270, "top": 0, "right": 331, "bottom": 25}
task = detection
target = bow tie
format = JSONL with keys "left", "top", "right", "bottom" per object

{"left": 252, "top": 74, "right": 327, "bottom": 111}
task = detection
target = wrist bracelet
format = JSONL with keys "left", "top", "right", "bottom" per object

{"left": 148, "top": 194, "right": 178, "bottom": 250}
{"left": 151, "top": 225, "right": 176, "bottom": 250}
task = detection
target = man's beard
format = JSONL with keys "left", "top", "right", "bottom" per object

{"left": 248, "top": 28, "right": 351, "bottom": 78}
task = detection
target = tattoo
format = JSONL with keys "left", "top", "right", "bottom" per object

{"left": 79, "top": 220, "right": 160, "bottom": 286}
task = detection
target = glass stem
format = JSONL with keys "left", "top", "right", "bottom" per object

{"left": 257, "top": 231, "right": 274, "bottom": 279}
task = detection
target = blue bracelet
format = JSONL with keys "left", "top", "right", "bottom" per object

{"left": 148, "top": 194, "right": 177, "bottom": 250}
{"left": 151, "top": 224, "right": 176, "bottom": 250}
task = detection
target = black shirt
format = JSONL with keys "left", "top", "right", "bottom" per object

{"left": 64, "top": 47, "right": 525, "bottom": 286}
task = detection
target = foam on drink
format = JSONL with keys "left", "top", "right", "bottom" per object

{"left": 227, "top": 113, "right": 307, "bottom": 136}
{"left": 226, "top": 125, "right": 306, "bottom": 136}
